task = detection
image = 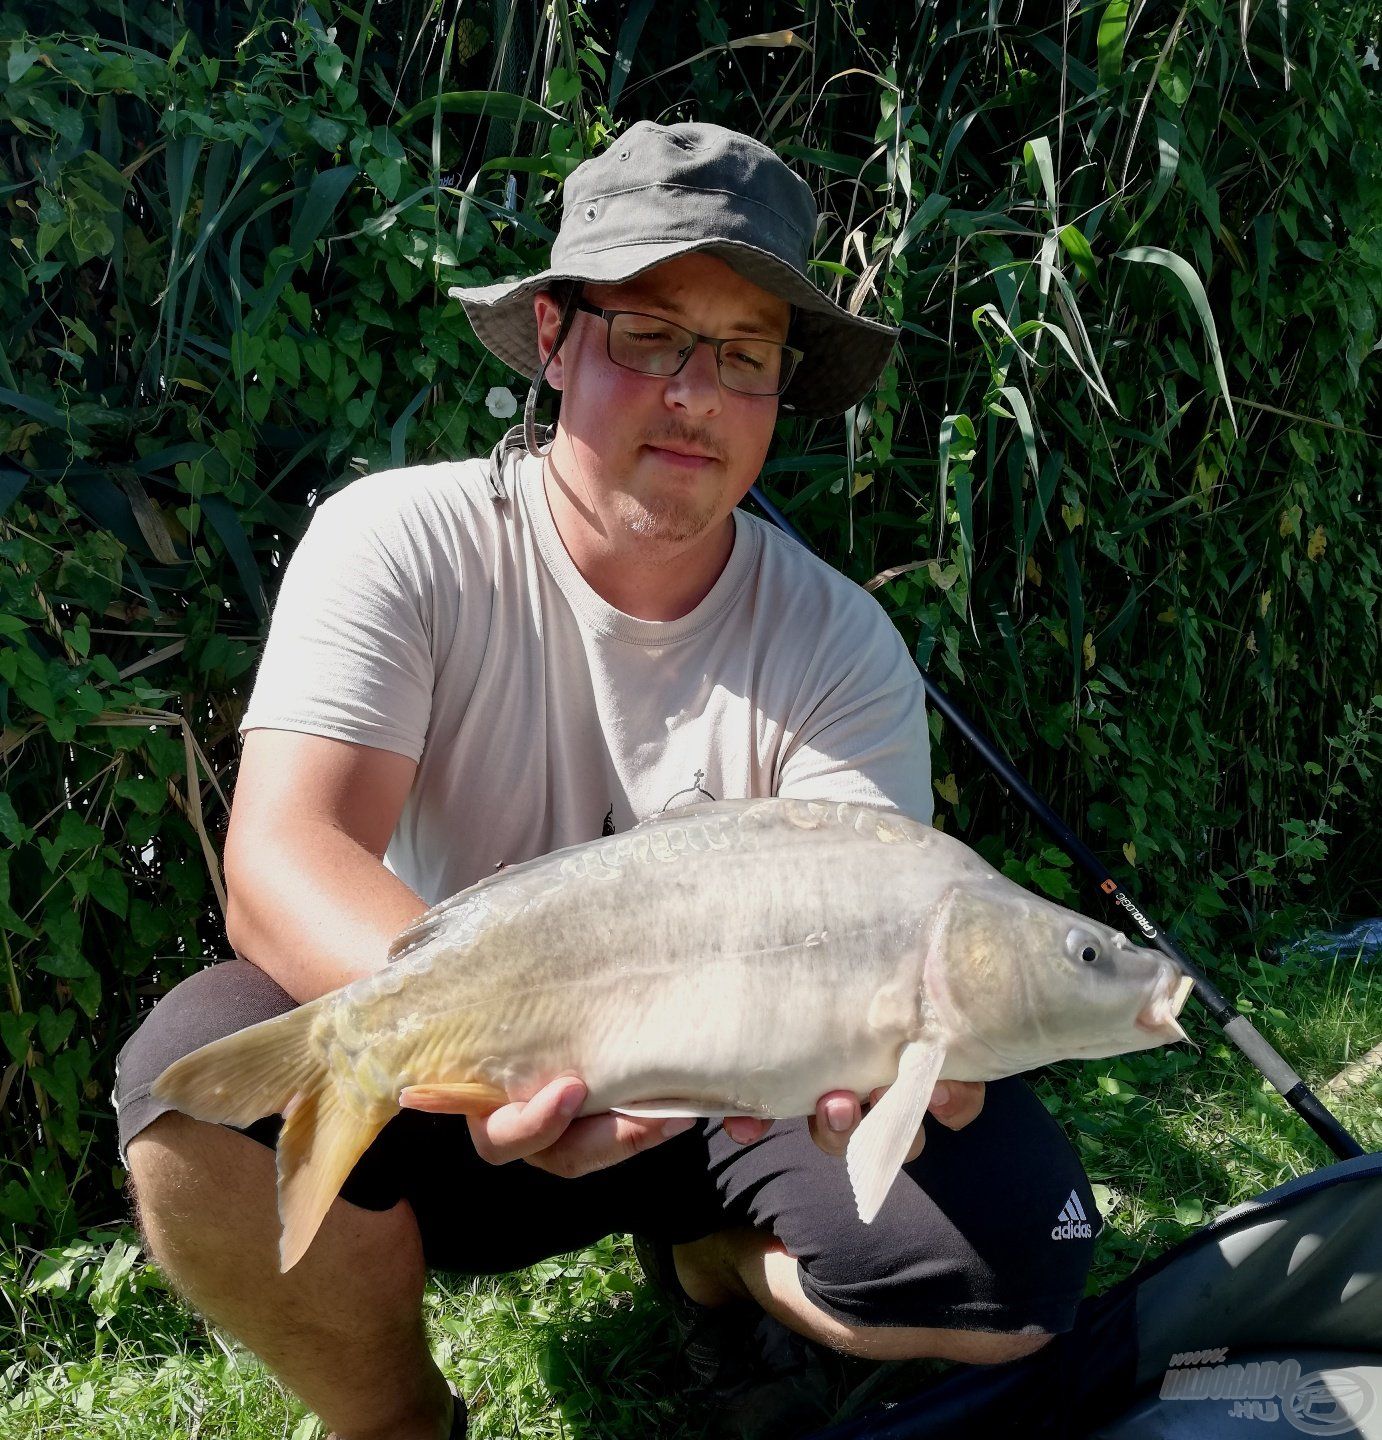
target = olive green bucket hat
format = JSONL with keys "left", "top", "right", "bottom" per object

{"left": 448, "top": 120, "right": 899, "bottom": 419}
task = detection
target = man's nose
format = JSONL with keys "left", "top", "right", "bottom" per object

{"left": 663, "top": 339, "right": 723, "bottom": 415}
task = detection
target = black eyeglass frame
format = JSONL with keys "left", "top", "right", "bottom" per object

{"left": 571, "top": 299, "right": 804, "bottom": 397}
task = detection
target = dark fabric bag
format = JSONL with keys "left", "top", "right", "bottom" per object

{"left": 809, "top": 1152, "right": 1382, "bottom": 1440}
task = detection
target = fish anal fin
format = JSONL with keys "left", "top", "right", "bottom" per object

{"left": 277, "top": 1086, "right": 392, "bottom": 1272}
{"left": 611, "top": 1100, "right": 760, "bottom": 1120}
{"left": 397, "top": 1081, "right": 507, "bottom": 1115}
{"left": 845, "top": 1041, "right": 946, "bottom": 1225}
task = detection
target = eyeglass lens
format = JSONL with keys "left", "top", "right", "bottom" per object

{"left": 607, "top": 313, "right": 792, "bottom": 395}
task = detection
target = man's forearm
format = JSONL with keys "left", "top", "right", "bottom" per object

{"left": 225, "top": 822, "right": 430, "bottom": 1004}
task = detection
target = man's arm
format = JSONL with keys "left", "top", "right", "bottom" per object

{"left": 223, "top": 730, "right": 428, "bottom": 1003}
{"left": 224, "top": 727, "right": 686, "bottom": 1174}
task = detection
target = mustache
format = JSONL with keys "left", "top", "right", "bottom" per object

{"left": 641, "top": 426, "right": 724, "bottom": 462}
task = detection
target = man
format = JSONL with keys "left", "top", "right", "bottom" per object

{"left": 115, "top": 122, "right": 1099, "bottom": 1440}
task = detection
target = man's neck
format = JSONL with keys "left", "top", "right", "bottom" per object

{"left": 540, "top": 459, "right": 736, "bottom": 622}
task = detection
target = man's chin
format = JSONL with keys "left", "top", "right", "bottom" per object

{"left": 617, "top": 493, "right": 722, "bottom": 547}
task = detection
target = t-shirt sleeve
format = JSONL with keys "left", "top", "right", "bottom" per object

{"left": 238, "top": 481, "right": 435, "bottom": 762}
{"left": 775, "top": 589, "right": 933, "bottom": 825}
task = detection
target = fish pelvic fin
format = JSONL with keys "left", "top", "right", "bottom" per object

{"left": 845, "top": 1040, "right": 946, "bottom": 1224}
{"left": 277, "top": 1082, "right": 391, "bottom": 1272}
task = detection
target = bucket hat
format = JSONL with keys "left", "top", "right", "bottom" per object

{"left": 448, "top": 120, "right": 899, "bottom": 419}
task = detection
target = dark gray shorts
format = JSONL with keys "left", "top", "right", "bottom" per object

{"left": 114, "top": 959, "right": 1100, "bottom": 1333}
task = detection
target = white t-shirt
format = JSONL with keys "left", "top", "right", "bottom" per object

{"left": 239, "top": 438, "right": 932, "bottom": 905}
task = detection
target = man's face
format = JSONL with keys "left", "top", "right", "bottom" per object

{"left": 535, "top": 252, "right": 790, "bottom": 554}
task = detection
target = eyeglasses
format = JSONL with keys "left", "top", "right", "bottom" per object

{"left": 572, "top": 300, "right": 803, "bottom": 397}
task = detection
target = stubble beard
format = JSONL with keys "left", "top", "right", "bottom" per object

{"left": 615, "top": 487, "right": 722, "bottom": 547}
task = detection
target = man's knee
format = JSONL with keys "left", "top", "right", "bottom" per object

{"left": 126, "top": 1111, "right": 270, "bottom": 1254}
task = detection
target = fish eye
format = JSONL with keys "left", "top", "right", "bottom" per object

{"left": 1067, "top": 928, "right": 1101, "bottom": 964}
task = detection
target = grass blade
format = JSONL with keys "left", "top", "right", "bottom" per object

{"left": 1117, "top": 244, "right": 1239, "bottom": 435}
{"left": 609, "top": 0, "right": 656, "bottom": 111}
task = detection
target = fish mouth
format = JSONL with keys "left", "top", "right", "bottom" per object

{"left": 1135, "top": 970, "right": 1195, "bottom": 1042}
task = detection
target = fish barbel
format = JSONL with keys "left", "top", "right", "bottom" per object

{"left": 152, "top": 798, "right": 1193, "bottom": 1271}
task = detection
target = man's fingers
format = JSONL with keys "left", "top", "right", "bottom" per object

{"left": 467, "top": 1075, "right": 586, "bottom": 1164}
{"left": 521, "top": 1111, "right": 695, "bottom": 1178}
{"left": 466, "top": 1075, "right": 699, "bottom": 1177}
{"left": 723, "top": 1116, "right": 773, "bottom": 1145}
{"left": 808, "top": 1091, "right": 861, "bottom": 1157}
{"left": 928, "top": 1079, "right": 986, "bottom": 1130}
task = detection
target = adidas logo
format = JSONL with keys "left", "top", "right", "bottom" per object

{"left": 1051, "top": 1190, "right": 1093, "bottom": 1240}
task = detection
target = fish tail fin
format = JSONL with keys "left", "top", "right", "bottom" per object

{"left": 151, "top": 1001, "right": 327, "bottom": 1129}
{"left": 151, "top": 1001, "right": 392, "bottom": 1272}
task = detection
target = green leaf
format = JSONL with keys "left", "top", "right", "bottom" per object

{"left": 370, "top": 125, "right": 404, "bottom": 161}
{"left": 114, "top": 775, "right": 167, "bottom": 815}
{"left": 37, "top": 1006, "right": 76, "bottom": 1055}
{"left": 0, "top": 793, "right": 33, "bottom": 844}
{"left": 1058, "top": 224, "right": 1098, "bottom": 285}
{"left": 0, "top": 386, "right": 89, "bottom": 437}
{"left": 202, "top": 494, "right": 268, "bottom": 621}
{"left": 67, "top": 208, "right": 116, "bottom": 263}
{"left": 546, "top": 68, "right": 582, "bottom": 106}
{"left": 1023, "top": 137, "right": 1056, "bottom": 211}
{"left": 0, "top": 1011, "right": 35, "bottom": 1063}
{"left": 0, "top": 1180, "right": 37, "bottom": 1225}
{"left": 307, "top": 116, "right": 348, "bottom": 153}
{"left": 1117, "top": 246, "right": 1238, "bottom": 436}
{"left": 314, "top": 48, "right": 345, "bottom": 91}
{"left": 994, "top": 385, "right": 1040, "bottom": 485}
{"left": 8, "top": 47, "right": 38, "bottom": 85}
{"left": 889, "top": 193, "right": 951, "bottom": 259}
{"left": 609, "top": 0, "right": 657, "bottom": 110}
{"left": 86, "top": 865, "right": 129, "bottom": 920}
{"left": 365, "top": 157, "right": 402, "bottom": 202}
{"left": 397, "top": 91, "right": 559, "bottom": 130}
{"left": 1174, "top": 1197, "right": 1204, "bottom": 1226}
{"left": 36, "top": 952, "right": 97, "bottom": 981}
{"left": 1097, "top": 0, "right": 1129, "bottom": 90}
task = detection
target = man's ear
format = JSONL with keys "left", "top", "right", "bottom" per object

{"left": 533, "top": 289, "right": 569, "bottom": 391}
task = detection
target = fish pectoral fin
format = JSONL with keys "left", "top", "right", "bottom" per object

{"left": 397, "top": 1082, "right": 507, "bottom": 1115}
{"left": 845, "top": 1041, "right": 946, "bottom": 1225}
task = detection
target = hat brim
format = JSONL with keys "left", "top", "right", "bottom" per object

{"left": 448, "top": 239, "right": 898, "bottom": 418}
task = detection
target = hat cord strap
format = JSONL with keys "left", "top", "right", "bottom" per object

{"left": 523, "top": 295, "right": 580, "bottom": 459}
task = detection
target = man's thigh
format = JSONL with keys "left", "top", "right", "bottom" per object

{"left": 113, "top": 959, "right": 724, "bottom": 1273}
{"left": 701, "top": 1077, "right": 1099, "bottom": 1336}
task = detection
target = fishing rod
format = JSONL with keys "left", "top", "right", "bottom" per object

{"left": 748, "top": 483, "right": 1364, "bottom": 1163}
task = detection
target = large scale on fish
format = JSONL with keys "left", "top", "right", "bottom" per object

{"left": 153, "top": 798, "right": 1195, "bottom": 1271}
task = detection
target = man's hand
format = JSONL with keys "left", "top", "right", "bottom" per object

{"left": 721, "top": 1080, "right": 987, "bottom": 1161}
{"left": 399, "top": 1075, "right": 695, "bottom": 1179}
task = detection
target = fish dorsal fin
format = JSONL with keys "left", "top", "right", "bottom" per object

{"left": 636, "top": 798, "right": 764, "bottom": 826}
{"left": 845, "top": 1040, "right": 946, "bottom": 1224}
{"left": 386, "top": 836, "right": 582, "bottom": 962}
